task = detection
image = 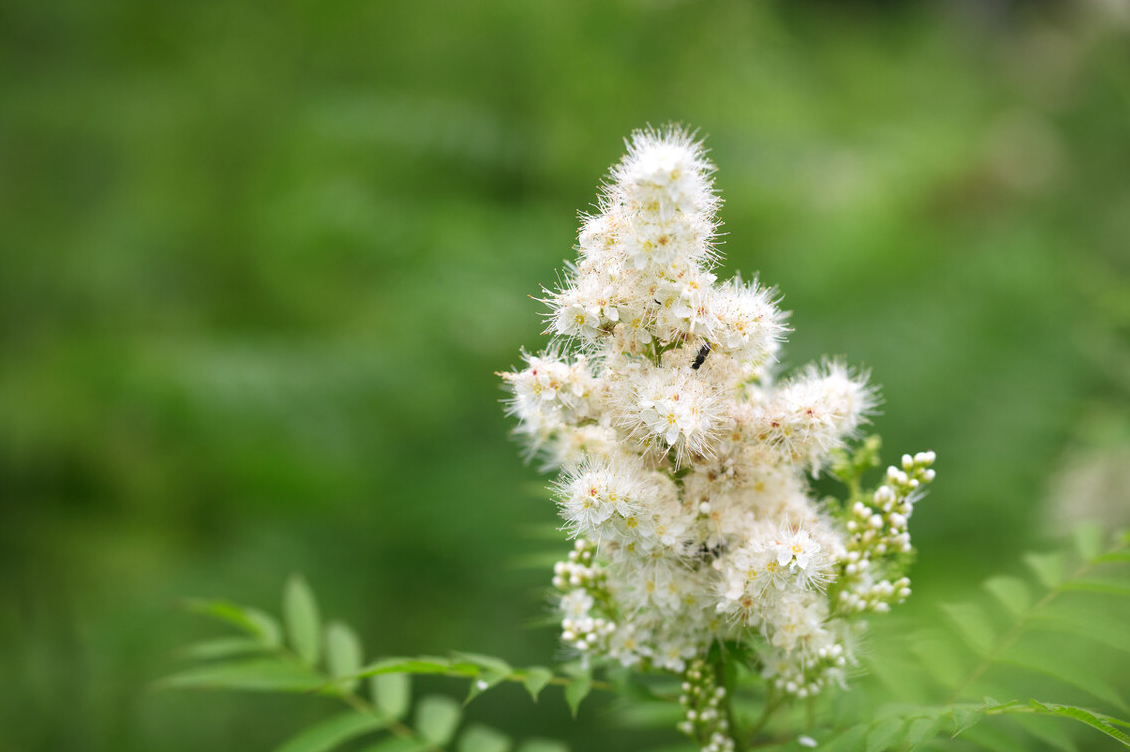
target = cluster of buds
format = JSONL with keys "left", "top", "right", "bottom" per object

{"left": 677, "top": 659, "right": 734, "bottom": 752}
{"left": 836, "top": 452, "right": 936, "bottom": 614}
{"left": 553, "top": 540, "right": 616, "bottom": 654}
{"left": 551, "top": 539, "right": 604, "bottom": 590}
{"left": 762, "top": 637, "right": 850, "bottom": 698}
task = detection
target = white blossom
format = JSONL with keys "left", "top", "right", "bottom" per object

{"left": 503, "top": 127, "right": 936, "bottom": 723}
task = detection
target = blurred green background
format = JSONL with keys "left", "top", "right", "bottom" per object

{"left": 2, "top": 0, "right": 1129, "bottom": 750}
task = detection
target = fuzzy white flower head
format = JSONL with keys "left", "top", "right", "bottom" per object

{"left": 554, "top": 454, "right": 650, "bottom": 539}
{"left": 503, "top": 125, "right": 936, "bottom": 722}
{"left": 624, "top": 368, "right": 727, "bottom": 466}
{"left": 612, "top": 127, "right": 718, "bottom": 221}
{"left": 755, "top": 361, "right": 878, "bottom": 468}
{"left": 712, "top": 277, "right": 788, "bottom": 366}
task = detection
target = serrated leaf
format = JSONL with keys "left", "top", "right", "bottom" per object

{"left": 523, "top": 667, "right": 554, "bottom": 702}
{"left": 458, "top": 724, "right": 511, "bottom": 752}
{"left": 909, "top": 632, "right": 969, "bottom": 689}
{"left": 284, "top": 575, "right": 322, "bottom": 667}
{"left": 178, "top": 637, "right": 270, "bottom": 661}
{"left": 325, "top": 622, "right": 363, "bottom": 692}
{"left": 905, "top": 717, "right": 941, "bottom": 750}
{"left": 372, "top": 673, "right": 410, "bottom": 720}
{"left": 983, "top": 576, "right": 1031, "bottom": 617}
{"left": 1061, "top": 579, "right": 1130, "bottom": 598}
{"left": 564, "top": 674, "right": 592, "bottom": 718}
{"left": 823, "top": 723, "right": 868, "bottom": 752}
{"left": 515, "top": 740, "right": 569, "bottom": 752}
{"left": 416, "top": 695, "right": 461, "bottom": 746}
{"left": 454, "top": 652, "right": 512, "bottom": 676}
{"left": 1029, "top": 605, "right": 1130, "bottom": 656}
{"left": 1029, "top": 701, "right": 1130, "bottom": 748}
{"left": 465, "top": 669, "right": 507, "bottom": 705}
{"left": 940, "top": 602, "right": 997, "bottom": 656}
{"left": 273, "top": 711, "right": 389, "bottom": 752}
{"left": 866, "top": 718, "right": 905, "bottom": 751}
{"left": 1073, "top": 523, "right": 1106, "bottom": 561}
{"left": 181, "top": 599, "right": 282, "bottom": 647}
{"left": 949, "top": 705, "right": 983, "bottom": 738}
{"left": 1006, "top": 712, "right": 1079, "bottom": 752}
{"left": 868, "top": 651, "right": 932, "bottom": 704}
{"left": 358, "top": 657, "right": 457, "bottom": 678}
{"left": 157, "top": 657, "right": 322, "bottom": 692}
{"left": 1000, "top": 645, "right": 1128, "bottom": 711}
{"left": 1024, "top": 552, "right": 1066, "bottom": 589}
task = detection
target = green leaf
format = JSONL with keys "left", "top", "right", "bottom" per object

{"left": 357, "top": 740, "right": 430, "bottom": 752}
{"left": 178, "top": 637, "right": 270, "bottom": 661}
{"left": 515, "top": 740, "right": 569, "bottom": 752}
{"left": 866, "top": 718, "right": 905, "bottom": 751}
{"left": 523, "top": 667, "right": 554, "bottom": 702}
{"left": 273, "top": 711, "right": 390, "bottom": 752}
{"left": 1095, "top": 550, "right": 1130, "bottom": 564}
{"left": 1024, "top": 552, "right": 1066, "bottom": 589}
{"left": 284, "top": 575, "right": 322, "bottom": 667}
{"left": 416, "top": 695, "right": 461, "bottom": 746}
{"left": 564, "top": 674, "right": 592, "bottom": 718}
{"left": 372, "top": 673, "right": 410, "bottom": 720}
{"left": 465, "top": 669, "right": 508, "bottom": 705}
{"left": 181, "top": 599, "right": 282, "bottom": 647}
{"left": 940, "top": 602, "right": 996, "bottom": 656}
{"left": 157, "top": 657, "right": 322, "bottom": 692}
{"left": 909, "top": 632, "right": 969, "bottom": 689}
{"left": 905, "top": 717, "right": 942, "bottom": 750}
{"left": 611, "top": 702, "right": 684, "bottom": 728}
{"left": 949, "top": 705, "right": 984, "bottom": 738}
{"left": 960, "top": 722, "right": 1019, "bottom": 752}
{"left": 1060, "top": 579, "right": 1130, "bottom": 598}
{"left": 823, "top": 723, "right": 868, "bottom": 752}
{"left": 1000, "top": 645, "right": 1128, "bottom": 711}
{"left": 983, "top": 576, "right": 1031, "bottom": 617}
{"left": 454, "top": 652, "right": 512, "bottom": 676}
{"left": 1073, "top": 522, "right": 1106, "bottom": 561}
{"left": 1029, "top": 701, "right": 1130, "bottom": 748}
{"left": 1029, "top": 606, "right": 1130, "bottom": 656}
{"left": 325, "top": 621, "right": 363, "bottom": 692}
{"left": 458, "top": 724, "right": 512, "bottom": 752}
{"left": 1006, "top": 713, "right": 1079, "bottom": 752}
{"left": 359, "top": 657, "right": 457, "bottom": 678}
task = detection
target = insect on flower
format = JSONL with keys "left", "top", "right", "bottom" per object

{"left": 691, "top": 343, "right": 711, "bottom": 370}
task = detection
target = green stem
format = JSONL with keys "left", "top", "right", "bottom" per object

{"left": 714, "top": 656, "right": 747, "bottom": 752}
{"left": 747, "top": 687, "right": 784, "bottom": 744}
{"left": 278, "top": 647, "right": 445, "bottom": 752}
{"left": 336, "top": 687, "right": 441, "bottom": 751}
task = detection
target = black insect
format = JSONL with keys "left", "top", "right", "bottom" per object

{"left": 695, "top": 540, "right": 728, "bottom": 561}
{"left": 691, "top": 343, "right": 711, "bottom": 370}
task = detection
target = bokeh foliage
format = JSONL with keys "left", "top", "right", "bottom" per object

{"left": 1, "top": 1, "right": 1129, "bottom": 750}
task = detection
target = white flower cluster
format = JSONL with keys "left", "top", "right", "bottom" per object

{"left": 502, "top": 127, "right": 936, "bottom": 705}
